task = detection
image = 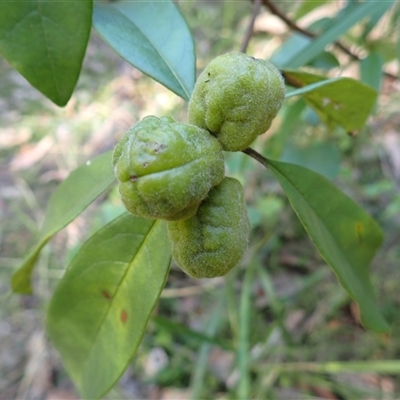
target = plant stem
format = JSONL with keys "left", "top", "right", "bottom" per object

{"left": 242, "top": 147, "right": 269, "bottom": 168}
{"left": 241, "top": 0, "right": 262, "bottom": 53}
{"left": 255, "top": 360, "right": 400, "bottom": 374}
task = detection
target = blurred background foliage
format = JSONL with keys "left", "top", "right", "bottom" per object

{"left": 1, "top": 0, "right": 400, "bottom": 399}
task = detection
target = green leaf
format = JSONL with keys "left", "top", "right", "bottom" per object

{"left": 268, "top": 159, "right": 389, "bottom": 333}
{"left": 0, "top": 0, "right": 92, "bottom": 106}
{"left": 360, "top": 51, "right": 384, "bottom": 93}
{"left": 397, "top": 17, "right": 400, "bottom": 65}
{"left": 257, "top": 360, "right": 400, "bottom": 375}
{"left": 363, "top": 3, "right": 394, "bottom": 37}
{"left": 284, "top": 1, "right": 394, "bottom": 68}
{"left": 264, "top": 99, "right": 307, "bottom": 160}
{"left": 47, "top": 214, "right": 171, "bottom": 399}
{"left": 153, "top": 315, "right": 231, "bottom": 350}
{"left": 93, "top": 1, "right": 195, "bottom": 101}
{"left": 189, "top": 294, "right": 226, "bottom": 400}
{"left": 237, "top": 260, "right": 256, "bottom": 399}
{"left": 284, "top": 71, "right": 377, "bottom": 132}
{"left": 308, "top": 51, "right": 340, "bottom": 69}
{"left": 280, "top": 142, "right": 341, "bottom": 180}
{"left": 295, "top": 0, "right": 330, "bottom": 19}
{"left": 271, "top": 33, "right": 311, "bottom": 68}
{"left": 12, "top": 151, "right": 115, "bottom": 294}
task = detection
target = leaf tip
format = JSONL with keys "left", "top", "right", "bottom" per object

{"left": 11, "top": 269, "right": 33, "bottom": 295}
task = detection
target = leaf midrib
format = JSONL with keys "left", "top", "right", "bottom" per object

{"left": 79, "top": 220, "right": 158, "bottom": 377}
{"left": 270, "top": 164, "right": 366, "bottom": 293}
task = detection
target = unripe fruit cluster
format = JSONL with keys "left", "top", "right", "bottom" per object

{"left": 113, "top": 52, "right": 285, "bottom": 278}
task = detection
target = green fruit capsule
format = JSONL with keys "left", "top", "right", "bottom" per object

{"left": 188, "top": 52, "right": 285, "bottom": 152}
{"left": 113, "top": 116, "right": 225, "bottom": 220}
{"left": 167, "top": 177, "right": 251, "bottom": 278}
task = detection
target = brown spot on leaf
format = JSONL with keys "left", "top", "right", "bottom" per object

{"left": 130, "top": 175, "right": 137, "bottom": 182}
{"left": 101, "top": 290, "right": 112, "bottom": 299}
{"left": 121, "top": 310, "right": 128, "bottom": 324}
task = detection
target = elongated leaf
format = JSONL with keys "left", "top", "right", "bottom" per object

{"left": 237, "top": 260, "right": 256, "bottom": 399}
{"left": 258, "top": 360, "right": 400, "bottom": 374}
{"left": 295, "top": 0, "right": 330, "bottom": 19}
{"left": 153, "top": 315, "right": 231, "bottom": 350}
{"left": 271, "top": 33, "right": 311, "bottom": 68}
{"left": 308, "top": 51, "right": 340, "bottom": 69}
{"left": 47, "top": 214, "right": 171, "bottom": 399}
{"left": 360, "top": 51, "right": 384, "bottom": 93}
{"left": 280, "top": 142, "right": 341, "bottom": 180}
{"left": 285, "top": 77, "right": 340, "bottom": 98}
{"left": 93, "top": 1, "right": 195, "bottom": 101}
{"left": 363, "top": 4, "right": 393, "bottom": 37}
{"left": 284, "top": 71, "right": 377, "bottom": 132}
{"left": 264, "top": 99, "right": 307, "bottom": 160}
{"left": 0, "top": 0, "right": 92, "bottom": 106}
{"left": 268, "top": 159, "right": 389, "bottom": 333}
{"left": 189, "top": 295, "right": 225, "bottom": 400}
{"left": 12, "top": 151, "right": 115, "bottom": 294}
{"left": 397, "top": 19, "right": 400, "bottom": 65}
{"left": 284, "top": 1, "right": 394, "bottom": 68}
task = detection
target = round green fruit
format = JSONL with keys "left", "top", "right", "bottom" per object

{"left": 113, "top": 116, "right": 225, "bottom": 220}
{"left": 188, "top": 52, "right": 285, "bottom": 151}
{"left": 167, "top": 177, "right": 251, "bottom": 278}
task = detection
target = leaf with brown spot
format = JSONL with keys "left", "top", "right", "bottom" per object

{"left": 283, "top": 71, "right": 377, "bottom": 132}
{"left": 101, "top": 290, "right": 112, "bottom": 300}
{"left": 268, "top": 159, "right": 389, "bottom": 333}
{"left": 46, "top": 213, "right": 171, "bottom": 399}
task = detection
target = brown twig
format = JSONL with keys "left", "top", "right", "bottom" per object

{"left": 263, "top": 0, "right": 311, "bottom": 38}
{"left": 280, "top": 72, "right": 303, "bottom": 88}
{"left": 261, "top": 0, "right": 398, "bottom": 81}
{"left": 241, "top": 0, "right": 262, "bottom": 53}
{"left": 242, "top": 147, "right": 269, "bottom": 168}
{"left": 262, "top": 0, "right": 359, "bottom": 56}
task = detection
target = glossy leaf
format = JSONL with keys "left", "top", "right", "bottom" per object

{"left": 12, "top": 151, "right": 115, "bottom": 294}
{"left": 93, "top": 1, "right": 195, "bottom": 101}
{"left": 268, "top": 159, "right": 389, "bottom": 333}
{"left": 0, "top": 0, "right": 92, "bottom": 106}
{"left": 284, "top": 71, "right": 377, "bottom": 132}
{"left": 284, "top": 1, "right": 393, "bottom": 68}
{"left": 47, "top": 214, "right": 171, "bottom": 399}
